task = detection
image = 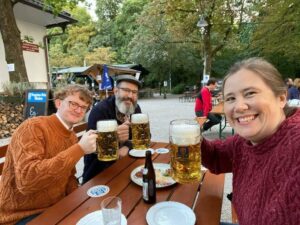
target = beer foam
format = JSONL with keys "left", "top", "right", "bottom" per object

{"left": 171, "top": 124, "right": 200, "bottom": 145}
{"left": 97, "top": 120, "right": 117, "bottom": 132}
{"left": 131, "top": 113, "right": 148, "bottom": 124}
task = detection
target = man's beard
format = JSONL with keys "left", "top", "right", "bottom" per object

{"left": 115, "top": 96, "right": 137, "bottom": 115}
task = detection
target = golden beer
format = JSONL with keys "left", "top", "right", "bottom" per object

{"left": 97, "top": 120, "right": 119, "bottom": 161}
{"left": 169, "top": 120, "right": 201, "bottom": 184}
{"left": 131, "top": 113, "right": 150, "bottom": 150}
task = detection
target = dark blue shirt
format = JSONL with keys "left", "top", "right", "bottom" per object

{"left": 288, "top": 86, "right": 299, "bottom": 100}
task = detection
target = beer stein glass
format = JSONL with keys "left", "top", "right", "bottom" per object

{"left": 131, "top": 113, "right": 151, "bottom": 150}
{"left": 169, "top": 119, "right": 201, "bottom": 184}
{"left": 97, "top": 120, "right": 119, "bottom": 161}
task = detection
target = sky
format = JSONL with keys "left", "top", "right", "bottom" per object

{"left": 78, "top": 0, "right": 98, "bottom": 21}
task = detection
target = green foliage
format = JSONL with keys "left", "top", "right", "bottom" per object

{"left": 171, "top": 83, "right": 185, "bottom": 94}
{"left": 47, "top": 0, "right": 300, "bottom": 89}
{"left": 48, "top": 4, "right": 96, "bottom": 67}
{"left": 85, "top": 47, "right": 117, "bottom": 65}
{"left": 95, "top": 0, "right": 123, "bottom": 20}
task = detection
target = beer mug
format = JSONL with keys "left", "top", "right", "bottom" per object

{"left": 169, "top": 119, "right": 201, "bottom": 184}
{"left": 131, "top": 113, "right": 151, "bottom": 150}
{"left": 96, "top": 120, "right": 119, "bottom": 161}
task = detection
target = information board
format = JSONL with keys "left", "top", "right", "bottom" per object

{"left": 24, "top": 89, "right": 49, "bottom": 119}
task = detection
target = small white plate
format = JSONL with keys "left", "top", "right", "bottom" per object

{"left": 130, "top": 163, "right": 176, "bottom": 188}
{"left": 129, "top": 148, "right": 154, "bottom": 158}
{"left": 87, "top": 185, "right": 110, "bottom": 197}
{"left": 146, "top": 201, "right": 196, "bottom": 225}
{"left": 77, "top": 210, "right": 127, "bottom": 225}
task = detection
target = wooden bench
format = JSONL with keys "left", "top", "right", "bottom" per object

{"left": 196, "top": 116, "right": 208, "bottom": 129}
{"left": 195, "top": 172, "right": 225, "bottom": 224}
{"left": 0, "top": 122, "right": 87, "bottom": 176}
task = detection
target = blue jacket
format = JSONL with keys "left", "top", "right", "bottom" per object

{"left": 288, "top": 86, "right": 299, "bottom": 100}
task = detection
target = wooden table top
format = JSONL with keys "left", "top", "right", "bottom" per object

{"left": 29, "top": 142, "right": 224, "bottom": 225}
{"left": 211, "top": 101, "right": 224, "bottom": 114}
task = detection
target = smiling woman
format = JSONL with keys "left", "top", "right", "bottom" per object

{"left": 201, "top": 57, "right": 300, "bottom": 225}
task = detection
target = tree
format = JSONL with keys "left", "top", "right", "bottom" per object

{"left": 248, "top": 0, "right": 300, "bottom": 76}
{"left": 49, "top": 5, "right": 96, "bottom": 67}
{"left": 0, "top": 0, "right": 28, "bottom": 82}
{"left": 0, "top": 0, "right": 82, "bottom": 82}
{"left": 85, "top": 47, "right": 117, "bottom": 65}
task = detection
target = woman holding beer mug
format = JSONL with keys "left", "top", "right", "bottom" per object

{"left": 201, "top": 58, "right": 300, "bottom": 225}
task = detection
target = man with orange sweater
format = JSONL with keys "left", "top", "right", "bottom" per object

{"left": 0, "top": 84, "right": 97, "bottom": 225}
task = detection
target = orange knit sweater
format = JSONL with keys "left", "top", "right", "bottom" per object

{"left": 0, "top": 115, "right": 84, "bottom": 225}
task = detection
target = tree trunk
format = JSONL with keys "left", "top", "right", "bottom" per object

{"left": 0, "top": 0, "right": 29, "bottom": 82}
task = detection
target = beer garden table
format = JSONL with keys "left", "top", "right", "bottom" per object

{"left": 28, "top": 142, "right": 225, "bottom": 225}
{"left": 210, "top": 102, "right": 234, "bottom": 138}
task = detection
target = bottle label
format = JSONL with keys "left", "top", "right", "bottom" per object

{"left": 143, "top": 182, "right": 149, "bottom": 201}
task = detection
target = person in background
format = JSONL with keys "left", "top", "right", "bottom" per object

{"left": 293, "top": 78, "right": 300, "bottom": 98}
{"left": 194, "top": 78, "right": 222, "bottom": 131}
{"left": 202, "top": 58, "right": 299, "bottom": 225}
{"left": 285, "top": 77, "right": 299, "bottom": 100}
{"left": 82, "top": 75, "right": 142, "bottom": 184}
{"left": 0, "top": 84, "right": 97, "bottom": 225}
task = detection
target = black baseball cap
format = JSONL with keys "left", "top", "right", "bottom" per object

{"left": 116, "top": 75, "right": 141, "bottom": 88}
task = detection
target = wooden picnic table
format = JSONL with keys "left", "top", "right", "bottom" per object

{"left": 28, "top": 142, "right": 225, "bottom": 225}
{"left": 210, "top": 102, "right": 234, "bottom": 138}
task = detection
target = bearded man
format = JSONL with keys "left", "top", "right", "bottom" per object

{"left": 82, "top": 75, "right": 142, "bottom": 183}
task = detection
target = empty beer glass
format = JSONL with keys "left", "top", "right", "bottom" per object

{"left": 97, "top": 120, "right": 119, "bottom": 161}
{"left": 131, "top": 113, "right": 150, "bottom": 150}
{"left": 169, "top": 119, "right": 201, "bottom": 184}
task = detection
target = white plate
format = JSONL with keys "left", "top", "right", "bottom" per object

{"left": 146, "top": 201, "right": 196, "bottom": 225}
{"left": 130, "top": 163, "right": 176, "bottom": 188}
{"left": 77, "top": 210, "right": 127, "bottom": 225}
{"left": 129, "top": 148, "right": 154, "bottom": 158}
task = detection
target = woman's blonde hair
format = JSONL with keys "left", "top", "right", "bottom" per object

{"left": 294, "top": 78, "right": 300, "bottom": 89}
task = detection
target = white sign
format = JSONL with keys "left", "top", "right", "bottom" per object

{"left": 135, "top": 72, "right": 141, "bottom": 80}
{"left": 7, "top": 63, "right": 15, "bottom": 72}
{"left": 203, "top": 75, "right": 210, "bottom": 83}
{"left": 164, "top": 81, "right": 168, "bottom": 87}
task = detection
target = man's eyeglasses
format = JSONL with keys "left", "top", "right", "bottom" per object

{"left": 118, "top": 87, "right": 139, "bottom": 96}
{"left": 67, "top": 101, "right": 89, "bottom": 112}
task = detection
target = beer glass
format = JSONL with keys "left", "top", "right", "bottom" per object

{"left": 169, "top": 119, "right": 201, "bottom": 184}
{"left": 131, "top": 113, "right": 150, "bottom": 150}
{"left": 97, "top": 120, "right": 119, "bottom": 161}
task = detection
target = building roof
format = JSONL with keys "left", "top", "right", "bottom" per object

{"left": 54, "top": 67, "right": 89, "bottom": 74}
{"left": 14, "top": 0, "right": 77, "bottom": 29}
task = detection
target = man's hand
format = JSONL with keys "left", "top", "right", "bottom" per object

{"left": 78, "top": 130, "right": 97, "bottom": 154}
{"left": 119, "top": 146, "right": 129, "bottom": 158}
{"left": 117, "top": 120, "right": 130, "bottom": 142}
